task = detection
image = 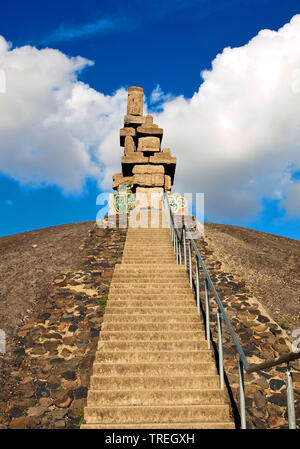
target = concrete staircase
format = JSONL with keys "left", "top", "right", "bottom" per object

{"left": 82, "top": 213, "right": 235, "bottom": 429}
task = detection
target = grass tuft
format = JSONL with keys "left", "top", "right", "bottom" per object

{"left": 278, "top": 320, "right": 289, "bottom": 330}
{"left": 97, "top": 295, "right": 108, "bottom": 308}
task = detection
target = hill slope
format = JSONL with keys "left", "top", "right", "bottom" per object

{"left": 0, "top": 220, "right": 299, "bottom": 429}
{"left": 204, "top": 223, "right": 300, "bottom": 336}
{"left": 1, "top": 220, "right": 298, "bottom": 345}
{"left": 0, "top": 221, "right": 94, "bottom": 354}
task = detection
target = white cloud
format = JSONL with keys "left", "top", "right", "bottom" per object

{"left": 150, "top": 84, "right": 174, "bottom": 104}
{"left": 39, "top": 17, "right": 133, "bottom": 45}
{"left": 281, "top": 182, "right": 300, "bottom": 217}
{"left": 0, "top": 37, "right": 126, "bottom": 193}
{"left": 0, "top": 14, "right": 300, "bottom": 222}
{"left": 154, "top": 15, "right": 300, "bottom": 221}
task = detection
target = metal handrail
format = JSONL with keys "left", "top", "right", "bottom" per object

{"left": 187, "top": 230, "right": 250, "bottom": 369}
{"left": 247, "top": 351, "right": 300, "bottom": 374}
{"left": 162, "top": 193, "right": 299, "bottom": 429}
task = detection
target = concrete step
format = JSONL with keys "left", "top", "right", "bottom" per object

{"left": 124, "top": 247, "right": 174, "bottom": 250}
{"left": 111, "top": 277, "right": 189, "bottom": 282}
{"left": 90, "top": 374, "right": 221, "bottom": 390}
{"left": 92, "top": 362, "right": 216, "bottom": 377}
{"left": 106, "top": 300, "right": 195, "bottom": 308}
{"left": 101, "top": 322, "right": 203, "bottom": 332}
{"left": 112, "top": 274, "right": 188, "bottom": 279}
{"left": 86, "top": 389, "right": 225, "bottom": 406}
{"left": 122, "top": 253, "right": 175, "bottom": 257}
{"left": 122, "top": 254, "right": 174, "bottom": 257}
{"left": 125, "top": 240, "right": 172, "bottom": 244}
{"left": 102, "top": 314, "right": 200, "bottom": 323}
{"left": 114, "top": 266, "right": 186, "bottom": 271}
{"left": 124, "top": 240, "right": 172, "bottom": 243}
{"left": 123, "top": 247, "right": 174, "bottom": 251}
{"left": 122, "top": 254, "right": 175, "bottom": 258}
{"left": 84, "top": 404, "right": 230, "bottom": 424}
{"left": 104, "top": 306, "right": 197, "bottom": 314}
{"left": 81, "top": 422, "right": 235, "bottom": 429}
{"left": 108, "top": 288, "right": 192, "bottom": 293}
{"left": 95, "top": 350, "right": 212, "bottom": 363}
{"left": 113, "top": 272, "right": 187, "bottom": 277}
{"left": 126, "top": 234, "right": 170, "bottom": 236}
{"left": 125, "top": 237, "right": 172, "bottom": 240}
{"left": 109, "top": 283, "right": 191, "bottom": 288}
{"left": 108, "top": 294, "right": 194, "bottom": 301}
{"left": 114, "top": 264, "right": 185, "bottom": 270}
{"left": 100, "top": 331, "right": 205, "bottom": 341}
{"left": 120, "top": 260, "right": 177, "bottom": 264}
{"left": 108, "top": 293, "right": 194, "bottom": 300}
{"left": 126, "top": 233, "right": 170, "bottom": 236}
{"left": 109, "top": 284, "right": 191, "bottom": 290}
{"left": 122, "top": 257, "right": 175, "bottom": 260}
{"left": 97, "top": 340, "right": 209, "bottom": 352}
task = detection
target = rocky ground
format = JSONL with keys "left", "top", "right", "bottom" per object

{"left": 193, "top": 236, "right": 300, "bottom": 429}
{"left": 204, "top": 223, "right": 300, "bottom": 338}
{"left": 0, "top": 221, "right": 94, "bottom": 368}
{"left": 0, "top": 222, "right": 126, "bottom": 428}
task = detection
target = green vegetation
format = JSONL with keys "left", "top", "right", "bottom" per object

{"left": 278, "top": 320, "right": 289, "bottom": 330}
{"left": 74, "top": 408, "right": 85, "bottom": 428}
{"left": 97, "top": 295, "right": 108, "bottom": 308}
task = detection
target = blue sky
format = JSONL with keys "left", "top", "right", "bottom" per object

{"left": 0, "top": 0, "right": 300, "bottom": 239}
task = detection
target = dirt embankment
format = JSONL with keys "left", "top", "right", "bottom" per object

{"left": 0, "top": 222, "right": 94, "bottom": 360}
{"left": 0, "top": 221, "right": 127, "bottom": 428}
{"left": 204, "top": 223, "right": 300, "bottom": 338}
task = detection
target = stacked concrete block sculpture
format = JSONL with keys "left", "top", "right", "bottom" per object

{"left": 112, "top": 86, "right": 176, "bottom": 207}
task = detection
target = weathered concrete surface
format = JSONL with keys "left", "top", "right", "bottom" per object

{"left": 112, "top": 173, "right": 133, "bottom": 190}
{"left": 133, "top": 173, "right": 164, "bottom": 187}
{"left": 120, "top": 127, "right": 136, "bottom": 146}
{"left": 137, "top": 124, "right": 163, "bottom": 139}
{"left": 113, "top": 86, "right": 176, "bottom": 192}
{"left": 137, "top": 136, "right": 160, "bottom": 152}
{"left": 121, "top": 153, "right": 149, "bottom": 165}
{"left": 124, "top": 114, "right": 146, "bottom": 126}
{"left": 164, "top": 175, "right": 171, "bottom": 190}
{"left": 124, "top": 136, "right": 135, "bottom": 154}
{"left": 133, "top": 164, "right": 164, "bottom": 174}
{"left": 149, "top": 153, "right": 176, "bottom": 165}
{"left": 127, "top": 86, "right": 143, "bottom": 116}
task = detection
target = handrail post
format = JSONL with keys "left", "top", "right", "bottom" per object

{"left": 168, "top": 205, "right": 171, "bottom": 236}
{"left": 188, "top": 239, "right": 192, "bottom": 288}
{"left": 178, "top": 240, "right": 182, "bottom": 265}
{"left": 217, "top": 309, "right": 224, "bottom": 389}
{"left": 195, "top": 257, "right": 200, "bottom": 314}
{"left": 238, "top": 358, "right": 247, "bottom": 429}
{"left": 205, "top": 278, "right": 210, "bottom": 349}
{"left": 183, "top": 228, "right": 187, "bottom": 270}
{"left": 286, "top": 362, "right": 296, "bottom": 429}
{"left": 173, "top": 226, "right": 176, "bottom": 252}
